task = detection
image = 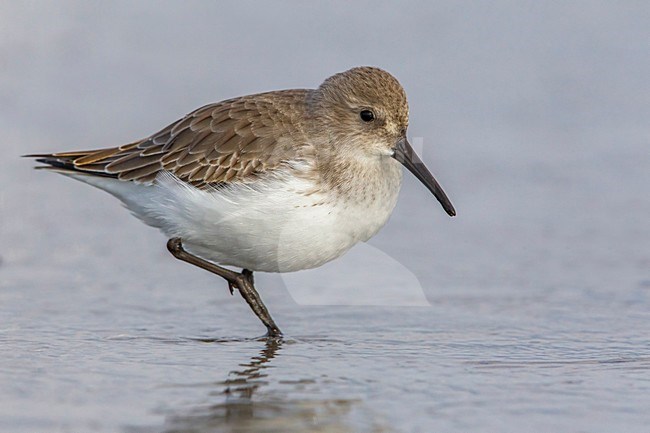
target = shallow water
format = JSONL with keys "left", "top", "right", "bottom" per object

{"left": 2, "top": 282, "right": 650, "bottom": 432}
{"left": 1, "top": 2, "right": 650, "bottom": 432}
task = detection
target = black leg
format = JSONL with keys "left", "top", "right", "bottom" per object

{"left": 166, "top": 238, "right": 282, "bottom": 337}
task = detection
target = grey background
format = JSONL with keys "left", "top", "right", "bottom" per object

{"left": 1, "top": 2, "right": 649, "bottom": 432}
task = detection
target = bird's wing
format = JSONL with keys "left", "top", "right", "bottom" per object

{"left": 31, "top": 90, "right": 309, "bottom": 188}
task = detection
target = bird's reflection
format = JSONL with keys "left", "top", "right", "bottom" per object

{"left": 120, "top": 338, "right": 282, "bottom": 433}
{"left": 221, "top": 337, "right": 282, "bottom": 404}
{"left": 142, "top": 338, "right": 385, "bottom": 433}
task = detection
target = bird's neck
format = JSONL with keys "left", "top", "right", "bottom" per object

{"left": 317, "top": 151, "right": 403, "bottom": 206}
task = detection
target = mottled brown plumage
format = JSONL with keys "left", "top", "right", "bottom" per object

{"left": 38, "top": 90, "right": 310, "bottom": 188}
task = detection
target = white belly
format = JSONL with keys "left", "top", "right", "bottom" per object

{"left": 65, "top": 160, "right": 403, "bottom": 273}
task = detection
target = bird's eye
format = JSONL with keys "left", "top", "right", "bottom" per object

{"left": 359, "top": 110, "right": 375, "bottom": 122}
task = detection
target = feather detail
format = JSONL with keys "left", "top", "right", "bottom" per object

{"left": 29, "top": 90, "right": 311, "bottom": 187}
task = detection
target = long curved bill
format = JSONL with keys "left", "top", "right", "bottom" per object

{"left": 392, "top": 138, "right": 456, "bottom": 217}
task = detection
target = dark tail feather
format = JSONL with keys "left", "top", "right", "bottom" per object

{"left": 23, "top": 153, "right": 117, "bottom": 178}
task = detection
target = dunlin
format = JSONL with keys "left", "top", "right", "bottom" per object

{"left": 27, "top": 67, "right": 456, "bottom": 337}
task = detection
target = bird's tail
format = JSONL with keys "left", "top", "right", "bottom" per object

{"left": 23, "top": 142, "right": 140, "bottom": 178}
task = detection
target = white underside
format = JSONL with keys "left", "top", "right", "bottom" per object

{"left": 62, "top": 165, "right": 401, "bottom": 273}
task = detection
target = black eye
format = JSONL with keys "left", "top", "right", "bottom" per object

{"left": 359, "top": 110, "right": 375, "bottom": 122}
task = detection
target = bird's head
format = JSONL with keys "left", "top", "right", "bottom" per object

{"left": 312, "top": 66, "right": 455, "bottom": 216}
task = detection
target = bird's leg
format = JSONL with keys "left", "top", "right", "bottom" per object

{"left": 166, "top": 238, "right": 282, "bottom": 338}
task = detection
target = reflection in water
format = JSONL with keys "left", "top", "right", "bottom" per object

{"left": 213, "top": 337, "right": 283, "bottom": 419}
{"left": 139, "top": 339, "right": 392, "bottom": 433}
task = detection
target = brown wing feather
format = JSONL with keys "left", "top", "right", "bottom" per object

{"left": 35, "top": 90, "right": 309, "bottom": 187}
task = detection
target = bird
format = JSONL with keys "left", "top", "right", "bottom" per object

{"left": 26, "top": 66, "right": 456, "bottom": 337}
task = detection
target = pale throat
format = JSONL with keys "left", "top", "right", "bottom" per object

{"left": 320, "top": 150, "right": 403, "bottom": 206}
